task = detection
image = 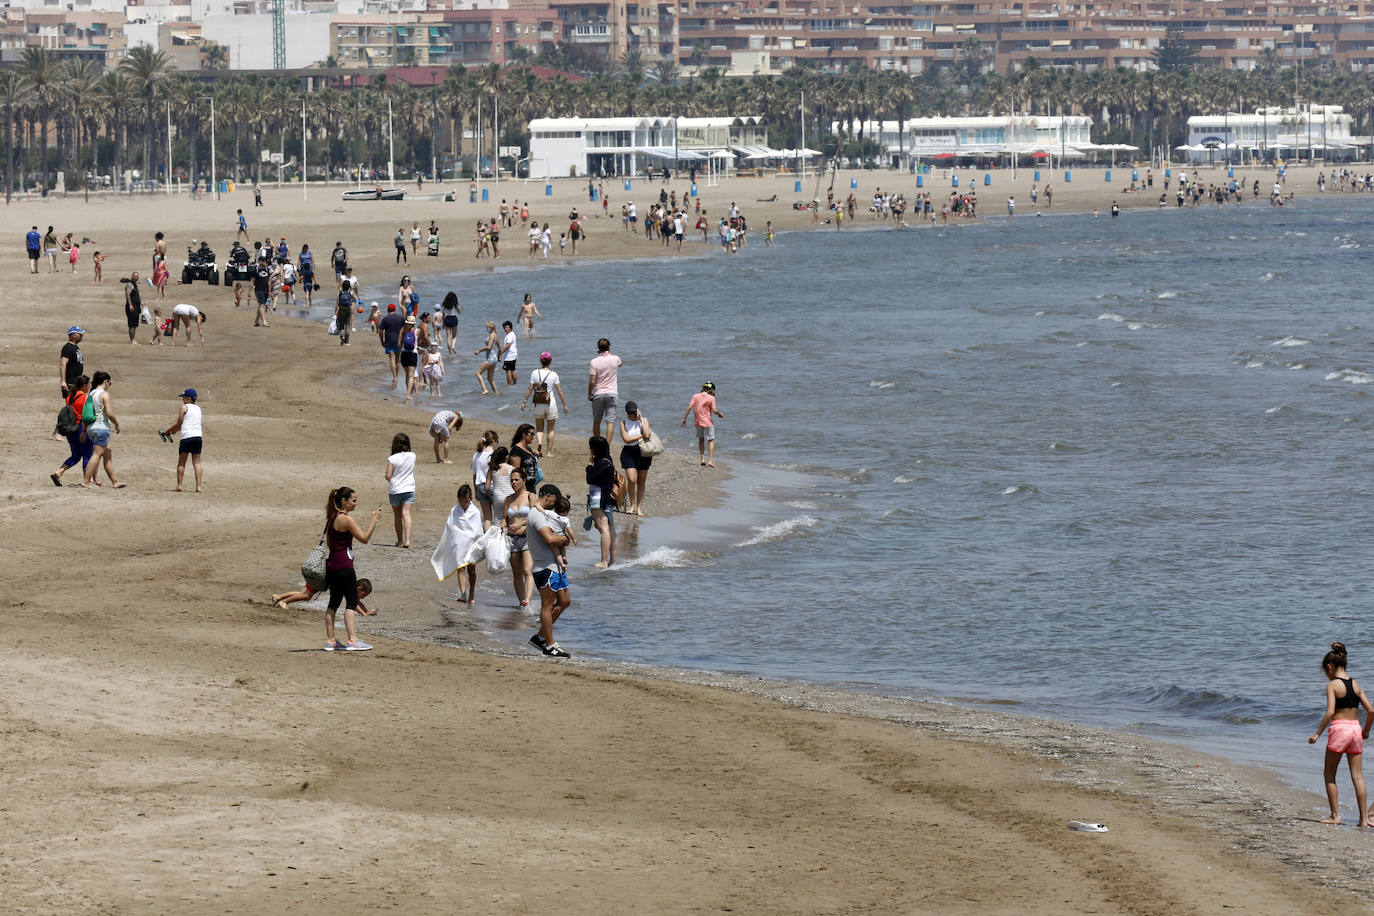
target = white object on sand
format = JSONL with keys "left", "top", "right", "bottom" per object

{"left": 1067, "top": 821, "right": 1108, "bottom": 833}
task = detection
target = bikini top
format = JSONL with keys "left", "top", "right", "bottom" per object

{"left": 1336, "top": 677, "right": 1360, "bottom": 710}
{"left": 507, "top": 503, "right": 531, "bottom": 520}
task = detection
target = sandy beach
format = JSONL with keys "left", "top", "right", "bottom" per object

{"left": 5, "top": 163, "right": 1371, "bottom": 913}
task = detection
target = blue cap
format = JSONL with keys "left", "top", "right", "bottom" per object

{"left": 68, "top": 326, "right": 85, "bottom": 335}
{"left": 178, "top": 388, "right": 197, "bottom": 399}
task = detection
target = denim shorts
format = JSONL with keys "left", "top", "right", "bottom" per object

{"left": 389, "top": 491, "right": 415, "bottom": 507}
{"left": 88, "top": 428, "right": 110, "bottom": 447}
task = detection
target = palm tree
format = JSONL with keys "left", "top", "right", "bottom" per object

{"left": 19, "top": 48, "right": 59, "bottom": 193}
{"left": 203, "top": 42, "right": 228, "bottom": 71}
{"left": 650, "top": 59, "right": 679, "bottom": 86}
{"left": 0, "top": 71, "right": 32, "bottom": 203}
{"left": 61, "top": 59, "right": 102, "bottom": 192}
{"left": 120, "top": 45, "right": 174, "bottom": 189}
{"left": 98, "top": 69, "right": 138, "bottom": 189}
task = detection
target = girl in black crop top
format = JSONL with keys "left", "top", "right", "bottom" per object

{"left": 1309, "top": 641, "right": 1374, "bottom": 826}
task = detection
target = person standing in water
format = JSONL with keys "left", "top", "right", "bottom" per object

{"left": 1309, "top": 642, "right": 1374, "bottom": 826}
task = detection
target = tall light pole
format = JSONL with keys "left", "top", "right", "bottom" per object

{"left": 165, "top": 100, "right": 173, "bottom": 195}
{"left": 301, "top": 97, "right": 307, "bottom": 201}
{"left": 200, "top": 95, "right": 217, "bottom": 200}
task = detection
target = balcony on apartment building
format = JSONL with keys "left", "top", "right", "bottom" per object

{"left": 570, "top": 22, "right": 612, "bottom": 41}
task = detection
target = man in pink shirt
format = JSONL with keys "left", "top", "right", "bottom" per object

{"left": 587, "top": 337, "right": 622, "bottom": 439}
{"left": 681, "top": 381, "right": 723, "bottom": 467}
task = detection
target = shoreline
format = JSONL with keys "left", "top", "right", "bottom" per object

{"left": 4, "top": 169, "right": 1371, "bottom": 911}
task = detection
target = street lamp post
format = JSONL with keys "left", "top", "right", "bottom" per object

{"left": 166, "top": 100, "right": 173, "bottom": 195}
{"left": 199, "top": 95, "right": 217, "bottom": 200}
{"left": 301, "top": 98, "right": 307, "bottom": 201}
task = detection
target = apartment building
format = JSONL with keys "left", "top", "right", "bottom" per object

{"left": 548, "top": 0, "right": 676, "bottom": 65}
{"left": 330, "top": 12, "right": 450, "bottom": 67}
{"left": 0, "top": 10, "right": 127, "bottom": 67}
{"left": 677, "top": 0, "right": 1374, "bottom": 75}
{"left": 444, "top": 7, "right": 561, "bottom": 66}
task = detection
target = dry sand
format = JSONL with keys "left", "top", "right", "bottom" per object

{"left": 4, "top": 165, "right": 1369, "bottom": 913}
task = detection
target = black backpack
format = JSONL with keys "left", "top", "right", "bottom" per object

{"left": 56, "top": 403, "right": 81, "bottom": 436}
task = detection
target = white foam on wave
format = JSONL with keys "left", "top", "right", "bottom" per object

{"left": 1098, "top": 312, "right": 1127, "bottom": 322}
{"left": 1127, "top": 322, "right": 1147, "bottom": 331}
{"left": 869, "top": 379, "right": 897, "bottom": 390}
{"left": 1264, "top": 406, "right": 1284, "bottom": 414}
{"left": 1034, "top": 310, "right": 1047, "bottom": 317}
{"left": 733, "top": 515, "right": 819, "bottom": 548}
{"left": 1288, "top": 363, "right": 1307, "bottom": 371}
{"left": 1327, "top": 369, "right": 1374, "bottom": 385}
{"left": 1076, "top": 341, "right": 1089, "bottom": 347}
{"left": 612, "top": 546, "right": 697, "bottom": 570}
{"left": 1156, "top": 291, "right": 1179, "bottom": 299}
{"left": 740, "top": 432, "right": 759, "bottom": 440}
{"left": 1245, "top": 360, "right": 1266, "bottom": 369}
{"left": 1260, "top": 271, "right": 1276, "bottom": 282}
{"left": 893, "top": 475, "right": 917, "bottom": 484}
{"left": 1272, "top": 336, "right": 1311, "bottom": 348}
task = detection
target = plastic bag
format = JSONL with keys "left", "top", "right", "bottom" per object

{"left": 139, "top": 305, "right": 152, "bottom": 325}
{"left": 483, "top": 527, "right": 511, "bottom": 573}
{"left": 328, "top": 316, "right": 339, "bottom": 335}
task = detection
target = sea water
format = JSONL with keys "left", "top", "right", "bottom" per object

{"left": 361, "top": 196, "right": 1374, "bottom": 793}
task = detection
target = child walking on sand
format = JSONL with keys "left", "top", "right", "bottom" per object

{"left": 1309, "top": 641, "right": 1374, "bottom": 826}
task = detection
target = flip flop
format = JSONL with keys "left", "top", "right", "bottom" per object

{"left": 112, "top": 483, "right": 127, "bottom": 489}
{"left": 50, "top": 473, "right": 62, "bottom": 487}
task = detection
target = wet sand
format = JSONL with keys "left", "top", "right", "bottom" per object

{"left": 3, "top": 166, "right": 1370, "bottom": 913}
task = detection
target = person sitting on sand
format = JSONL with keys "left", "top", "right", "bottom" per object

{"left": 1309, "top": 642, "right": 1374, "bottom": 826}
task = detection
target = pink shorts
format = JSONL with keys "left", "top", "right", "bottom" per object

{"left": 1328, "top": 719, "right": 1364, "bottom": 755}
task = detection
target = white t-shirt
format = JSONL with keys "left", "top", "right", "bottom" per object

{"left": 528, "top": 227, "right": 540, "bottom": 245}
{"left": 172, "top": 303, "right": 199, "bottom": 319}
{"left": 179, "top": 404, "right": 203, "bottom": 440}
{"left": 471, "top": 447, "right": 492, "bottom": 487}
{"left": 529, "top": 367, "right": 560, "bottom": 390}
{"left": 388, "top": 451, "right": 416, "bottom": 495}
{"left": 502, "top": 331, "right": 517, "bottom": 362}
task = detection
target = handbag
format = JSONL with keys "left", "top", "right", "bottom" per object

{"left": 637, "top": 431, "right": 665, "bottom": 457}
{"left": 301, "top": 525, "right": 329, "bottom": 590}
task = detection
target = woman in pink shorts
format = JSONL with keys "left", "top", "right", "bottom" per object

{"left": 1308, "top": 641, "right": 1374, "bottom": 826}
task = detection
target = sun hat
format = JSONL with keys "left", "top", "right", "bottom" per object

{"left": 404, "top": 316, "right": 416, "bottom": 325}
{"left": 68, "top": 326, "right": 85, "bottom": 335}
{"left": 178, "top": 388, "right": 197, "bottom": 399}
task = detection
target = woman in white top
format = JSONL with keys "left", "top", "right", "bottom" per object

{"left": 384, "top": 432, "right": 417, "bottom": 548}
{"left": 171, "top": 303, "right": 206, "bottom": 347}
{"left": 501, "top": 467, "right": 539, "bottom": 614}
{"left": 160, "top": 387, "right": 205, "bottom": 492}
{"left": 470, "top": 431, "right": 497, "bottom": 528}
{"left": 618, "top": 400, "right": 654, "bottom": 516}
{"left": 520, "top": 352, "right": 570, "bottom": 457}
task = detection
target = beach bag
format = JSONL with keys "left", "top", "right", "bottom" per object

{"left": 301, "top": 527, "right": 329, "bottom": 590}
{"left": 81, "top": 393, "right": 98, "bottom": 426}
{"left": 56, "top": 403, "right": 81, "bottom": 437}
{"left": 525, "top": 456, "right": 543, "bottom": 488}
{"left": 638, "top": 431, "right": 665, "bottom": 457}
{"left": 609, "top": 470, "right": 625, "bottom": 505}
{"left": 531, "top": 370, "right": 551, "bottom": 404}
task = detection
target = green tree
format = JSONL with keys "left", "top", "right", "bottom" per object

{"left": 1152, "top": 24, "right": 1198, "bottom": 72}
{"left": 120, "top": 45, "right": 174, "bottom": 189}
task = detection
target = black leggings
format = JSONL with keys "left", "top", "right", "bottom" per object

{"left": 326, "top": 566, "right": 358, "bottom": 611}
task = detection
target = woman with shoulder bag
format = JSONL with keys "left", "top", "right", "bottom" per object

{"left": 617, "top": 400, "right": 655, "bottom": 517}
{"left": 521, "top": 351, "right": 569, "bottom": 457}
{"left": 321, "top": 486, "right": 384, "bottom": 651}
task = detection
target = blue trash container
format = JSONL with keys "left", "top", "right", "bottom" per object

{"left": 1105, "top": 170, "right": 1112, "bottom": 182}
{"left": 952, "top": 175, "right": 959, "bottom": 188}
{"left": 624, "top": 179, "right": 631, "bottom": 191}
{"left": 1132, "top": 169, "right": 1138, "bottom": 181}
{"left": 544, "top": 183, "right": 552, "bottom": 197}
{"left": 794, "top": 180, "right": 801, "bottom": 193}
{"left": 1034, "top": 169, "right": 1041, "bottom": 182}
{"left": 1227, "top": 167, "right": 1235, "bottom": 178}
{"left": 983, "top": 173, "right": 991, "bottom": 186}
{"left": 916, "top": 174, "right": 924, "bottom": 188}
{"left": 481, "top": 188, "right": 489, "bottom": 202}
{"left": 851, "top": 177, "right": 858, "bottom": 189}
{"left": 691, "top": 183, "right": 698, "bottom": 197}
{"left": 1064, "top": 170, "right": 1072, "bottom": 183}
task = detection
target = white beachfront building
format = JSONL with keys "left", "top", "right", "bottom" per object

{"left": 528, "top": 116, "right": 772, "bottom": 178}
{"left": 1185, "top": 105, "right": 1365, "bottom": 162}
{"left": 839, "top": 115, "right": 1095, "bottom": 167}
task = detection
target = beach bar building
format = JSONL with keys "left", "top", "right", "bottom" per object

{"left": 1184, "top": 105, "right": 1366, "bottom": 163}
{"left": 840, "top": 115, "right": 1095, "bottom": 169}
{"left": 529, "top": 116, "right": 772, "bottom": 177}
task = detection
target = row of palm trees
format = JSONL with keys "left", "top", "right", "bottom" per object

{"left": 7, "top": 47, "right": 1374, "bottom": 198}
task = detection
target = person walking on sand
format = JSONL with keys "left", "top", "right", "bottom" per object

{"left": 1310, "top": 642, "right": 1374, "bottom": 826}
{"left": 160, "top": 388, "right": 205, "bottom": 492}
{"left": 385, "top": 433, "right": 417, "bottom": 548}
{"left": 432, "top": 486, "right": 482, "bottom": 605}
{"left": 682, "top": 381, "right": 723, "bottom": 467}
{"left": 618, "top": 400, "right": 654, "bottom": 516}
{"left": 81, "top": 371, "right": 125, "bottom": 489}
{"left": 26, "top": 225, "right": 41, "bottom": 273}
{"left": 321, "top": 487, "right": 383, "bottom": 651}
{"left": 236, "top": 209, "right": 248, "bottom": 240}
{"left": 43, "top": 226, "right": 59, "bottom": 272}
{"left": 395, "top": 227, "right": 408, "bottom": 264}
{"left": 52, "top": 375, "right": 92, "bottom": 486}
{"left": 474, "top": 321, "right": 499, "bottom": 395}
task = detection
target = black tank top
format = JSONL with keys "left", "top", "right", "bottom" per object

{"left": 1336, "top": 677, "right": 1360, "bottom": 710}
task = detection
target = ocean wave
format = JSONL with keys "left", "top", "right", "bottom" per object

{"left": 1288, "top": 362, "right": 1307, "bottom": 371}
{"left": 893, "top": 475, "right": 918, "bottom": 484}
{"left": 1098, "top": 312, "right": 1128, "bottom": 322}
{"left": 1260, "top": 271, "right": 1276, "bottom": 282}
{"left": 1115, "top": 684, "right": 1273, "bottom": 726}
{"left": 1327, "top": 369, "right": 1374, "bottom": 385}
{"left": 740, "top": 432, "right": 760, "bottom": 440}
{"left": 868, "top": 379, "right": 897, "bottom": 390}
{"left": 733, "top": 515, "right": 819, "bottom": 548}
{"left": 1271, "top": 335, "right": 1311, "bottom": 348}
{"left": 1245, "top": 360, "right": 1266, "bottom": 369}
{"left": 1155, "top": 291, "right": 1178, "bottom": 299}
{"left": 610, "top": 546, "right": 704, "bottom": 570}
{"left": 1264, "top": 405, "right": 1285, "bottom": 414}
